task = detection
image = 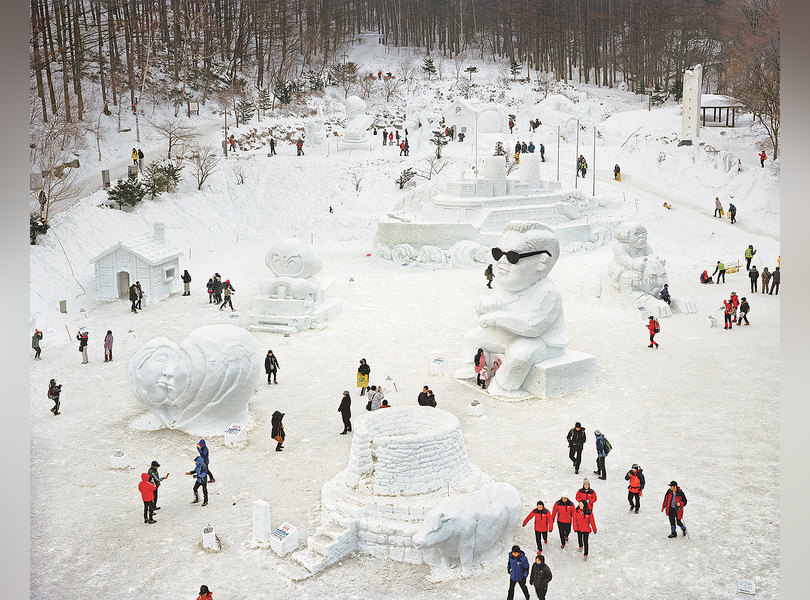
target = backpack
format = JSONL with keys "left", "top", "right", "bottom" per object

{"left": 602, "top": 438, "right": 612, "bottom": 455}
{"left": 653, "top": 319, "right": 660, "bottom": 333}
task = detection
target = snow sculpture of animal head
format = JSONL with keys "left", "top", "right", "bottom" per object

{"left": 635, "top": 257, "right": 668, "bottom": 297}
{"left": 492, "top": 221, "right": 560, "bottom": 293}
{"left": 266, "top": 239, "right": 323, "bottom": 279}
{"left": 614, "top": 221, "right": 649, "bottom": 250}
{"left": 129, "top": 324, "right": 259, "bottom": 435}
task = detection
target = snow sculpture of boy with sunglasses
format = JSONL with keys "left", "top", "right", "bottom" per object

{"left": 462, "top": 221, "right": 568, "bottom": 397}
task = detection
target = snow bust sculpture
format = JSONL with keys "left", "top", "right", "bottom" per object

{"left": 129, "top": 324, "right": 259, "bottom": 434}
{"left": 606, "top": 222, "right": 696, "bottom": 318}
{"left": 461, "top": 221, "right": 568, "bottom": 396}
{"left": 246, "top": 239, "right": 342, "bottom": 334}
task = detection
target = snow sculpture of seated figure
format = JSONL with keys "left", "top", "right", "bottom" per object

{"left": 607, "top": 222, "right": 696, "bottom": 318}
{"left": 462, "top": 221, "right": 568, "bottom": 396}
{"left": 129, "top": 324, "right": 259, "bottom": 435}
{"left": 263, "top": 239, "right": 324, "bottom": 301}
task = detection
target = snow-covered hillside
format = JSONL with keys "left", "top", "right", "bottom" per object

{"left": 30, "top": 44, "right": 781, "bottom": 600}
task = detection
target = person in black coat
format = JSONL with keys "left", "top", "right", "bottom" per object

{"left": 271, "top": 411, "right": 285, "bottom": 451}
{"left": 212, "top": 274, "right": 223, "bottom": 304}
{"left": 769, "top": 266, "right": 780, "bottom": 295}
{"left": 264, "top": 350, "right": 279, "bottom": 384}
{"left": 269, "top": 137, "right": 276, "bottom": 156}
{"left": 358, "top": 359, "right": 371, "bottom": 396}
{"left": 182, "top": 270, "right": 192, "bottom": 295}
{"left": 129, "top": 284, "right": 139, "bottom": 313}
{"left": 338, "top": 391, "right": 352, "bottom": 434}
{"left": 417, "top": 385, "right": 430, "bottom": 405}
{"left": 748, "top": 265, "right": 759, "bottom": 293}
{"left": 739, "top": 297, "right": 750, "bottom": 325}
{"left": 566, "top": 422, "right": 586, "bottom": 474}
{"left": 529, "top": 553, "right": 553, "bottom": 600}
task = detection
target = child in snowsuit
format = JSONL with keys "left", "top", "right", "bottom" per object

{"left": 522, "top": 501, "right": 552, "bottom": 552}
{"left": 207, "top": 278, "right": 214, "bottom": 303}
{"left": 625, "top": 464, "right": 645, "bottom": 512}
{"left": 47, "top": 379, "right": 61, "bottom": 415}
{"left": 551, "top": 496, "right": 574, "bottom": 548}
{"left": 647, "top": 316, "right": 659, "bottom": 348}
{"left": 529, "top": 554, "right": 553, "bottom": 600}
{"left": 573, "top": 500, "right": 597, "bottom": 560}
{"left": 506, "top": 545, "right": 530, "bottom": 600}
{"left": 662, "top": 481, "right": 688, "bottom": 537}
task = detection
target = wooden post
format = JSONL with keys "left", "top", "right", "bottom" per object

{"left": 575, "top": 120, "right": 579, "bottom": 189}
{"left": 732, "top": 108, "right": 736, "bottom": 127}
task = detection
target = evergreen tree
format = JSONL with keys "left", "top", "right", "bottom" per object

{"left": 30, "top": 212, "right": 49, "bottom": 244}
{"left": 510, "top": 60, "right": 521, "bottom": 79}
{"left": 430, "top": 128, "right": 449, "bottom": 159}
{"left": 396, "top": 167, "right": 416, "bottom": 189}
{"left": 670, "top": 79, "right": 683, "bottom": 102}
{"left": 494, "top": 141, "right": 507, "bottom": 156}
{"left": 235, "top": 97, "right": 255, "bottom": 126}
{"left": 142, "top": 161, "right": 168, "bottom": 199}
{"left": 305, "top": 70, "right": 325, "bottom": 91}
{"left": 163, "top": 163, "right": 183, "bottom": 191}
{"left": 107, "top": 178, "right": 146, "bottom": 210}
{"left": 273, "top": 78, "right": 293, "bottom": 106}
{"left": 257, "top": 87, "right": 273, "bottom": 119}
{"left": 465, "top": 66, "right": 478, "bottom": 80}
{"left": 422, "top": 57, "right": 437, "bottom": 80}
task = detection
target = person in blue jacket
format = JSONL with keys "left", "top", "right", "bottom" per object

{"left": 186, "top": 456, "right": 209, "bottom": 506}
{"left": 197, "top": 440, "right": 215, "bottom": 483}
{"left": 507, "top": 544, "right": 531, "bottom": 600}
{"left": 593, "top": 430, "right": 608, "bottom": 480}
{"left": 660, "top": 284, "right": 671, "bottom": 305}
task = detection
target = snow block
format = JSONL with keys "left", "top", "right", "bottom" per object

{"left": 252, "top": 500, "right": 271, "bottom": 544}
{"left": 523, "top": 350, "right": 597, "bottom": 399}
{"left": 110, "top": 451, "right": 129, "bottom": 469}
{"left": 269, "top": 522, "right": 299, "bottom": 556}
{"left": 225, "top": 423, "right": 247, "bottom": 447}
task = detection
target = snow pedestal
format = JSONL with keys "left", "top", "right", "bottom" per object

{"left": 467, "top": 399, "right": 484, "bottom": 417}
{"left": 429, "top": 357, "right": 448, "bottom": 376}
{"left": 269, "top": 523, "right": 298, "bottom": 556}
{"left": 522, "top": 350, "right": 597, "bottom": 399}
{"left": 224, "top": 423, "right": 247, "bottom": 448}
{"left": 202, "top": 525, "right": 220, "bottom": 551}
{"left": 110, "top": 451, "right": 129, "bottom": 469}
{"left": 290, "top": 407, "right": 520, "bottom": 579}
{"left": 252, "top": 500, "right": 271, "bottom": 544}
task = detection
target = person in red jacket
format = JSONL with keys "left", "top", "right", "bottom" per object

{"left": 729, "top": 292, "right": 740, "bottom": 322}
{"left": 522, "top": 500, "right": 553, "bottom": 552}
{"left": 572, "top": 499, "right": 597, "bottom": 560}
{"left": 661, "top": 481, "right": 688, "bottom": 538}
{"left": 625, "top": 464, "right": 645, "bottom": 513}
{"left": 195, "top": 584, "right": 213, "bottom": 600}
{"left": 647, "top": 315, "right": 659, "bottom": 348}
{"left": 138, "top": 473, "right": 157, "bottom": 524}
{"left": 759, "top": 150, "right": 767, "bottom": 167}
{"left": 723, "top": 298, "right": 734, "bottom": 329}
{"left": 551, "top": 495, "right": 574, "bottom": 548}
{"left": 575, "top": 478, "right": 598, "bottom": 512}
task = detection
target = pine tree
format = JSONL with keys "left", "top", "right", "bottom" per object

{"left": 235, "top": 97, "right": 255, "bottom": 126}
{"left": 423, "top": 57, "right": 437, "bottom": 80}
{"left": 30, "top": 212, "right": 49, "bottom": 244}
{"left": 670, "top": 79, "right": 683, "bottom": 102}
{"left": 465, "top": 66, "right": 478, "bottom": 81}
{"left": 107, "top": 178, "right": 146, "bottom": 210}
{"left": 430, "top": 128, "right": 449, "bottom": 159}
{"left": 273, "top": 79, "right": 293, "bottom": 106}
{"left": 494, "top": 141, "right": 507, "bottom": 156}
{"left": 142, "top": 161, "right": 167, "bottom": 199}
{"left": 163, "top": 163, "right": 183, "bottom": 191}
{"left": 510, "top": 60, "right": 521, "bottom": 80}
{"left": 257, "top": 88, "right": 273, "bottom": 120}
{"left": 305, "top": 70, "right": 325, "bottom": 91}
{"left": 396, "top": 168, "right": 416, "bottom": 189}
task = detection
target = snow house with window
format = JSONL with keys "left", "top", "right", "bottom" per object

{"left": 90, "top": 222, "right": 183, "bottom": 301}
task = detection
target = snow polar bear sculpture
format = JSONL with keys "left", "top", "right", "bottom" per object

{"left": 128, "top": 324, "right": 259, "bottom": 435}
{"left": 412, "top": 481, "right": 522, "bottom": 577}
{"left": 459, "top": 221, "right": 568, "bottom": 396}
{"left": 606, "top": 222, "right": 697, "bottom": 318}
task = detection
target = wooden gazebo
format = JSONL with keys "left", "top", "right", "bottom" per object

{"left": 700, "top": 94, "right": 745, "bottom": 127}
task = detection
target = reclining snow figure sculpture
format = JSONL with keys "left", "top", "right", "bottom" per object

{"left": 128, "top": 324, "right": 259, "bottom": 435}
{"left": 246, "top": 239, "right": 342, "bottom": 334}
{"left": 458, "top": 221, "right": 568, "bottom": 397}
{"left": 412, "top": 481, "right": 522, "bottom": 577}
{"left": 606, "top": 222, "right": 696, "bottom": 318}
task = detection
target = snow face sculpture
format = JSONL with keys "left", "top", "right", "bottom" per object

{"left": 291, "top": 407, "right": 520, "bottom": 579}
{"left": 412, "top": 482, "right": 522, "bottom": 577}
{"left": 461, "top": 221, "right": 568, "bottom": 396}
{"left": 129, "top": 324, "right": 259, "bottom": 434}
{"left": 246, "top": 239, "right": 342, "bottom": 334}
{"left": 606, "top": 222, "right": 696, "bottom": 318}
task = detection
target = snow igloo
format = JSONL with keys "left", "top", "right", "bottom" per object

{"left": 291, "top": 407, "right": 521, "bottom": 578}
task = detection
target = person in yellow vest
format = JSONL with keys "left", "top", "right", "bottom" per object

{"left": 131, "top": 148, "right": 138, "bottom": 166}
{"left": 744, "top": 245, "right": 757, "bottom": 270}
{"left": 711, "top": 260, "right": 726, "bottom": 283}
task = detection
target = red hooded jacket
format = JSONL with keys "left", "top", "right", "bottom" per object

{"left": 551, "top": 498, "right": 574, "bottom": 526}
{"left": 138, "top": 473, "right": 156, "bottom": 502}
{"left": 522, "top": 508, "right": 553, "bottom": 532}
{"left": 572, "top": 507, "right": 597, "bottom": 533}
{"left": 648, "top": 319, "right": 657, "bottom": 334}
{"left": 723, "top": 300, "right": 734, "bottom": 314}
{"left": 575, "top": 487, "right": 598, "bottom": 511}
{"left": 662, "top": 488, "right": 688, "bottom": 520}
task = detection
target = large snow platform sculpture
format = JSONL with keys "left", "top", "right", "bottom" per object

{"left": 453, "top": 221, "right": 596, "bottom": 400}
{"left": 245, "top": 239, "right": 342, "bottom": 334}
{"left": 128, "top": 324, "right": 259, "bottom": 435}
{"left": 605, "top": 222, "right": 696, "bottom": 318}
{"left": 290, "top": 407, "right": 521, "bottom": 578}
{"left": 338, "top": 95, "right": 374, "bottom": 151}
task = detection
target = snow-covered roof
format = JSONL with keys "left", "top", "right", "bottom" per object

{"left": 89, "top": 226, "right": 184, "bottom": 266}
{"left": 700, "top": 94, "right": 744, "bottom": 108}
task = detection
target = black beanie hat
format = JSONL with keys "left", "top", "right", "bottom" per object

{"left": 511, "top": 545, "right": 520, "bottom": 553}
{"left": 575, "top": 421, "right": 581, "bottom": 428}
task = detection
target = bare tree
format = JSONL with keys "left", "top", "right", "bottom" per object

{"left": 349, "top": 169, "right": 365, "bottom": 193}
{"left": 152, "top": 120, "right": 197, "bottom": 159}
{"left": 453, "top": 52, "right": 467, "bottom": 81}
{"left": 382, "top": 75, "right": 405, "bottom": 103}
{"left": 397, "top": 57, "right": 419, "bottom": 95}
{"left": 190, "top": 143, "right": 218, "bottom": 190}
{"left": 416, "top": 155, "right": 448, "bottom": 180}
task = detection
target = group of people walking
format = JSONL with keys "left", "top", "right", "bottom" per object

{"left": 204, "top": 273, "right": 236, "bottom": 310}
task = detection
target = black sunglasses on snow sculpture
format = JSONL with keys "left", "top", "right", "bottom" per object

{"left": 491, "top": 248, "right": 552, "bottom": 264}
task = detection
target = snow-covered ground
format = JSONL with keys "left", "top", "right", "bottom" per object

{"left": 30, "top": 43, "right": 780, "bottom": 599}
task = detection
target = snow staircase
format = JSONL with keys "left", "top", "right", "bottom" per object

{"left": 290, "top": 521, "right": 357, "bottom": 578}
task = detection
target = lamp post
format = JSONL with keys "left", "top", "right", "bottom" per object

{"left": 575, "top": 119, "right": 580, "bottom": 189}
{"left": 556, "top": 125, "right": 560, "bottom": 181}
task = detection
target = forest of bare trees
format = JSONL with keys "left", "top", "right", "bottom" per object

{"left": 29, "top": 0, "right": 779, "bottom": 148}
